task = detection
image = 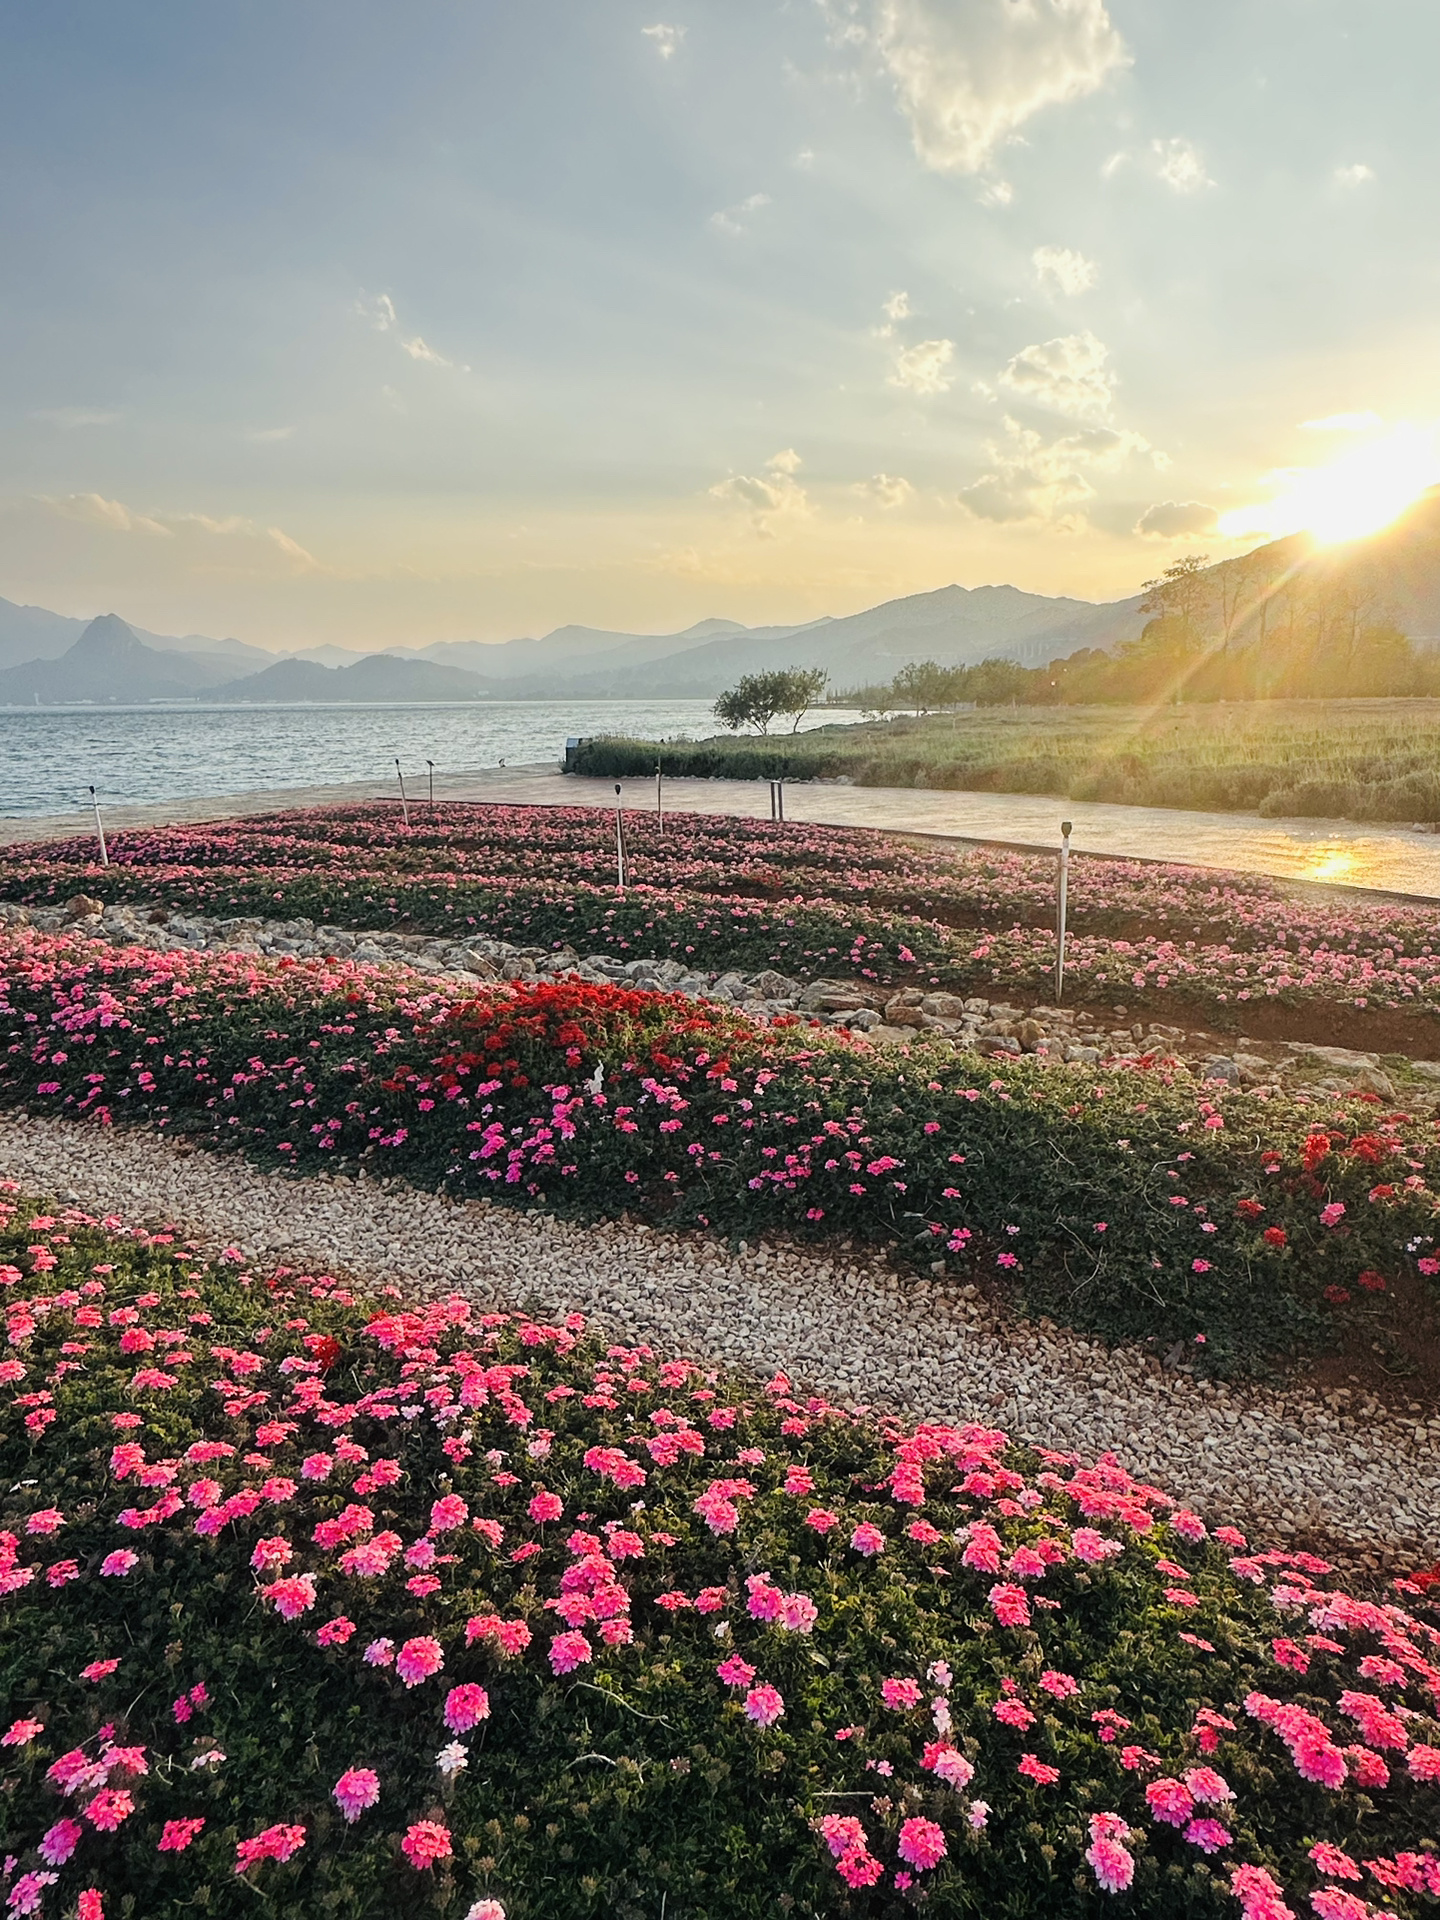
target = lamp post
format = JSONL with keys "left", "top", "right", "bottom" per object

{"left": 89, "top": 786, "right": 108, "bottom": 868}
{"left": 395, "top": 759, "right": 410, "bottom": 829}
{"left": 656, "top": 759, "right": 663, "bottom": 833}
{"left": 614, "top": 783, "right": 626, "bottom": 895}
{"left": 1056, "top": 820, "right": 1072, "bottom": 1002}
{"left": 426, "top": 759, "right": 435, "bottom": 809}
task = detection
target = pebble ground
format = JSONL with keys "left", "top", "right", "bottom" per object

{"left": 3, "top": 1113, "right": 1435, "bottom": 1568}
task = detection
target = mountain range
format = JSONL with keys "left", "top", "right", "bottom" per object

{"left": 3, "top": 488, "right": 1439, "bottom": 706}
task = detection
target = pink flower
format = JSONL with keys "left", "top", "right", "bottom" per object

{"left": 6, "top": 1873, "right": 58, "bottom": 1917}
{"left": 363, "top": 1637, "right": 395, "bottom": 1666}
{"left": 465, "top": 1905, "right": 507, "bottom": 1920}
{"left": 234, "top": 1823, "right": 307, "bottom": 1873}
{"left": 527, "top": 1489, "right": 563, "bottom": 1523}
{"left": 1407, "top": 1744, "right": 1440, "bottom": 1782}
{"left": 744, "top": 1683, "right": 785, "bottom": 1727}
{"left": 78, "top": 1894, "right": 104, "bottom": 1920}
{"left": 804, "top": 1507, "right": 839, "bottom": 1533}
{"left": 1320, "top": 1202, "right": 1346, "bottom": 1227}
{"left": 250, "top": 1535, "right": 292, "bottom": 1573}
{"left": 444, "top": 1684, "right": 491, "bottom": 1732}
{"left": 1017, "top": 1753, "right": 1060, "bottom": 1786}
{"left": 157, "top": 1817, "right": 206, "bottom": 1852}
{"left": 1145, "top": 1778, "right": 1194, "bottom": 1827}
{"left": 896, "top": 1816, "right": 946, "bottom": 1871}
{"left": 401, "top": 1820, "right": 453, "bottom": 1870}
{"left": 2, "top": 1718, "right": 44, "bottom": 1748}
{"left": 99, "top": 1550, "right": 138, "bottom": 1577}
{"left": 84, "top": 1789, "right": 135, "bottom": 1832}
{"left": 780, "top": 1591, "right": 818, "bottom": 1633}
{"left": 1307, "top": 1843, "right": 1360, "bottom": 1882}
{"left": 38, "top": 1818, "right": 84, "bottom": 1865}
{"left": 717, "top": 1656, "right": 757, "bottom": 1688}
{"left": 1039, "top": 1671, "right": 1079, "bottom": 1700}
{"left": 316, "top": 1616, "right": 355, "bottom": 1647}
{"left": 881, "top": 1677, "right": 922, "bottom": 1711}
{"left": 549, "top": 1631, "right": 592, "bottom": 1675}
{"left": 261, "top": 1573, "right": 317, "bottom": 1620}
{"left": 395, "top": 1636, "right": 444, "bottom": 1687}
{"left": 332, "top": 1768, "right": 381, "bottom": 1823}
{"left": 429, "top": 1494, "right": 469, "bottom": 1533}
{"left": 987, "top": 1582, "right": 1031, "bottom": 1628}
{"left": 1185, "top": 1817, "right": 1232, "bottom": 1854}
{"left": 921, "top": 1742, "right": 975, "bottom": 1790}
{"left": 849, "top": 1522, "right": 886, "bottom": 1556}
{"left": 80, "top": 1659, "right": 120, "bottom": 1683}
{"left": 836, "top": 1848, "right": 884, "bottom": 1889}
{"left": 1086, "top": 1813, "right": 1136, "bottom": 1894}
{"left": 1184, "top": 1765, "right": 1233, "bottom": 1804}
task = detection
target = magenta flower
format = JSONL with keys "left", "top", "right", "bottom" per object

{"left": 332, "top": 1768, "right": 381, "bottom": 1823}
{"left": 1085, "top": 1813, "right": 1136, "bottom": 1894}
{"left": 549, "top": 1630, "right": 592, "bottom": 1675}
{"left": 849, "top": 1522, "right": 886, "bottom": 1556}
{"left": 38, "top": 1818, "right": 84, "bottom": 1866}
{"left": 98, "top": 1550, "right": 138, "bottom": 1578}
{"left": 429, "top": 1494, "right": 469, "bottom": 1533}
{"left": 527, "top": 1489, "right": 563, "bottom": 1523}
{"left": 744, "top": 1683, "right": 785, "bottom": 1727}
{"left": 157, "top": 1818, "right": 206, "bottom": 1852}
{"left": 896, "top": 1816, "right": 946, "bottom": 1871}
{"left": 1, "top": 1717, "right": 44, "bottom": 1748}
{"left": 880, "top": 1678, "right": 922, "bottom": 1711}
{"left": 395, "top": 1636, "right": 444, "bottom": 1687}
{"left": 444, "top": 1684, "right": 491, "bottom": 1732}
{"left": 261, "top": 1573, "right": 317, "bottom": 1620}
{"left": 234, "top": 1823, "right": 307, "bottom": 1873}
{"left": 84, "top": 1789, "right": 135, "bottom": 1832}
{"left": 401, "top": 1820, "right": 453, "bottom": 1870}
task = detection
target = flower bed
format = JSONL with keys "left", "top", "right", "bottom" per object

{"left": 3, "top": 806, "right": 1440, "bottom": 1027}
{"left": 2, "top": 1192, "right": 1439, "bottom": 1920}
{"left": 2, "top": 933, "right": 1437, "bottom": 1373}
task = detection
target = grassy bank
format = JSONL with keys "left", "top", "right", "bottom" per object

{"left": 573, "top": 700, "right": 1440, "bottom": 824}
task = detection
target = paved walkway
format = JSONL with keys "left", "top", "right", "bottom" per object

{"left": 5, "top": 764, "right": 1440, "bottom": 901}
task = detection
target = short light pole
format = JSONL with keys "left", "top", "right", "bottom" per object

{"left": 656, "top": 759, "right": 663, "bottom": 833}
{"left": 1056, "top": 819, "right": 1072, "bottom": 1002}
{"left": 426, "top": 759, "right": 435, "bottom": 809}
{"left": 395, "top": 759, "right": 410, "bottom": 829}
{"left": 89, "top": 786, "right": 109, "bottom": 868}
{"left": 614, "top": 783, "right": 626, "bottom": 895}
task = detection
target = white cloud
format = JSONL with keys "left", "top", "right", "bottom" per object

{"left": 709, "top": 192, "right": 771, "bottom": 235}
{"left": 1136, "top": 499, "right": 1219, "bottom": 538}
{"left": 31, "top": 407, "right": 120, "bottom": 431}
{"left": 1334, "top": 162, "right": 1374, "bottom": 187}
{"left": 889, "top": 337, "right": 955, "bottom": 395}
{"left": 882, "top": 289, "right": 911, "bottom": 322}
{"left": 870, "top": 0, "right": 1128, "bottom": 178}
{"left": 53, "top": 493, "right": 173, "bottom": 537}
{"left": 708, "top": 449, "right": 812, "bottom": 536}
{"left": 855, "top": 472, "right": 915, "bottom": 509}
{"left": 959, "top": 415, "right": 1148, "bottom": 523}
{"left": 999, "top": 329, "right": 1114, "bottom": 421}
{"left": 246, "top": 425, "right": 295, "bottom": 443}
{"left": 641, "top": 22, "right": 685, "bottom": 59}
{"left": 1151, "top": 136, "right": 1213, "bottom": 193}
{"left": 1032, "top": 244, "right": 1097, "bottom": 296}
{"left": 356, "top": 292, "right": 469, "bottom": 371}
{"left": 1300, "top": 410, "right": 1383, "bottom": 433}
{"left": 795, "top": 147, "right": 816, "bottom": 168}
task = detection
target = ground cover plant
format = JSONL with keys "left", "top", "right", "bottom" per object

{"left": 2, "top": 931, "right": 1438, "bottom": 1375}
{"left": 3, "top": 1191, "right": 1440, "bottom": 1920}
{"left": 572, "top": 700, "right": 1440, "bottom": 826}
{"left": 3, "top": 805, "right": 1440, "bottom": 1038}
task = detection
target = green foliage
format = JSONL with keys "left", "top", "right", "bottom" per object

{"left": 714, "top": 669, "right": 830, "bottom": 735}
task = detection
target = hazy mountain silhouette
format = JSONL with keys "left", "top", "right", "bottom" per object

{"left": 0, "top": 614, "right": 245, "bottom": 703}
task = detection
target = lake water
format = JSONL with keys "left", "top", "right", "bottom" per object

{"left": 0, "top": 702, "right": 864, "bottom": 818}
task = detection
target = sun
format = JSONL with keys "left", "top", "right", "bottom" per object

{"left": 1218, "top": 421, "right": 1440, "bottom": 546}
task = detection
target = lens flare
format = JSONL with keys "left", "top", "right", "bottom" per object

{"left": 1218, "top": 422, "right": 1440, "bottom": 546}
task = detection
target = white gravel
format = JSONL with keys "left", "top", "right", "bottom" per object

{"left": 3, "top": 1113, "right": 1436, "bottom": 1566}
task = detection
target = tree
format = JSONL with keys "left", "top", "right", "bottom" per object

{"left": 890, "top": 660, "right": 956, "bottom": 714}
{"left": 713, "top": 666, "right": 829, "bottom": 734}
{"left": 1139, "top": 554, "right": 1214, "bottom": 646}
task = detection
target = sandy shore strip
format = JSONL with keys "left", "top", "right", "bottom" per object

{"left": 3, "top": 1113, "right": 1436, "bottom": 1566}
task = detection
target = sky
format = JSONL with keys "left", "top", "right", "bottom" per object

{"left": 1, "top": 0, "right": 1438, "bottom": 651}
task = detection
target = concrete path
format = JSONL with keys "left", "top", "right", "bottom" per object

{"left": 5, "top": 763, "right": 1440, "bottom": 901}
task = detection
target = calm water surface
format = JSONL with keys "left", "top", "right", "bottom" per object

{"left": 0, "top": 702, "right": 863, "bottom": 818}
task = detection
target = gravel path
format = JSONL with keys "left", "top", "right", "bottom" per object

{"left": 5, "top": 1115, "right": 1437, "bottom": 1565}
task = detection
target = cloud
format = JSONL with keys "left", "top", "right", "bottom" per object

{"left": 355, "top": 292, "right": 470, "bottom": 372}
{"left": 959, "top": 415, "right": 1148, "bottom": 524}
{"left": 795, "top": 147, "right": 816, "bottom": 168}
{"left": 246, "top": 425, "right": 295, "bottom": 443}
{"left": 709, "top": 192, "right": 771, "bottom": 235}
{"left": 30, "top": 407, "right": 121, "bottom": 431}
{"left": 889, "top": 337, "right": 955, "bottom": 395}
{"left": 854, "top": 472, "right": 915, "bottom": 509}
{"left": 51, "top": 493, "right": 173, "bottom": 537}
{"left": 1136, "top": 499, "right": 1219, "bottom": 538}
{"left": 1032, "top": 244, "right": 1097, "bottom": 296}
{"left": 882, "top": 289, "right": 911, "bottom": 322}
{"left": 1334, "top": 162, "right": 1374, "bottom": 187}
{"left": 1300, "top": 410, "right": 1383, "bottom": 433}
{"left": 641, "top": 22, "right": 684, "bottom": 59}
{"left": 999, "top": 329, "right": 1114, "bottom": 421}
{"left": 869, "top": 0, "right": 1128, "bottom": 178}
{"left": 708, "top": 449, "right": 812, "bottom": 536}
{"left": 1150, "top": 136, "right": 1213, "bottom": 193}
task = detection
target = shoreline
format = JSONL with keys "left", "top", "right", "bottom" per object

{"left": 6, "top": 762, "right": 1440, "bottom": 903}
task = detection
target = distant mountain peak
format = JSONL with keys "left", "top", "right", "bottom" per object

{"left": 73, "top": 612, "right": 142, "bottom": 654}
